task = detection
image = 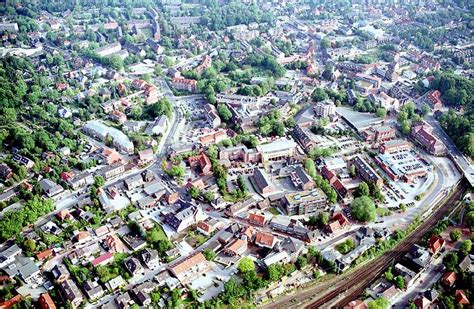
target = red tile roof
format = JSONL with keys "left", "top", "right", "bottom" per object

{"left": 255, "top": 232, "right": 275, "bottom": 248}
{"left": 36, "top": 249, "right": 53, "bottom": 261}
{"left": 428, "top": 235, "right": 445, "bottom": 254}
{"left": 455, "top": 290, "right": 469, "bottom": 305}
{"left": 248, "top": 213, "right": 266, "bottom": 226}
{"left": 92, "top": 252, "right": 114, "bottom": 267}
{"left": 441, "top": 271, "right": 457, "bottom": 287}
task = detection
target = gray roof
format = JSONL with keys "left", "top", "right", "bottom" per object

{"left": 4, "top": 256, "right": 39, "bottom": 280}
{"left": 253, "top": 168, "right": 272, "bottom": 191}
{"left": 295, "top": 166, "right": 312, "bottom": 185}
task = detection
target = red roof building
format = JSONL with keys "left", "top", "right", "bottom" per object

{"left": 455, "top": 290, "right": 469, "bottom": 305}
{"left": 92, "top": 252, "right": 114, "bottom": 267}
{"left": 39, "top": 293, "right": 56, "bottom": 309}
{"left": 188, "top": 153, "right": 212, "bottom": 176}
{"left": 36, "top": 249, "right": 54, "bottom": 261}
{"left": 254, "top": 232, "right": 276, "bottom": 249}
{"left": 427, "top": 235, "right": 445, "bottom": 255}
{"left": 171, "top": 78, "right": 197, "bottom": 93}
{"left": 425, "top": 90, "right": 442, "bottom": 110}
{"left": 248, "top": 213, "right": 266, "bottom": 227}
{"left": 441, "top": 271, "right": 457, "bottom": 287}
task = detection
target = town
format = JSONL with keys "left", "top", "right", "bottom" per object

{"left": 0, "top": 0, "right": 473, "bottom": 309}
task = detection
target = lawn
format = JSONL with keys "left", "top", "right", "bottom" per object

{"left": 376, "top": 208, "right": 392, "bottom": 217}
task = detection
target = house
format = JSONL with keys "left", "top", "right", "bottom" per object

{"left": 124, "top": 257, "right": 144, "bottom": 276}
{"left": 168, "top": 252, "right": 210, "bottom": 283}
{"left": 138, "top": 149, "right": 154, "bottom": 166}
{"left": 95, "top": 42, "right": 122, "bottom": 57}
{"left": 73, "top": 231, "right": 91, "bottom": 244}
{"left": 105, "top": 275, "right": 126, "bottom": 292}
{"left": 4, "top": 256, "right": 41, "bottom": 285}
{"left": 411, "top": 122, "right": 447, "bottom": 156}
{"left": 248, "top": 213, "right": 267, "bottom": 227}
{"left": 255, "top": 232, "right": 277, "bottom": 249}
{"left": 427, "top": 235, "right": 445, "bottom": 255}
{"left": 0, "top": 163, "right": 13, "bottom": 180}
{"left": 39, "top": 179, "right": 64, "bottom": 197}
{"left": 353, "top": 155, "right": 383, "bottom": 186}
{"left": 290, "top": 166, "right": 315, "bottom": 190}
{"left": 204, "top": 104, "right": 222, "bottom": 129}
{"left": 188, "top": 153, "right": 212, "bottom": 176}
{"left": 124, "top": 174, "right": 144, "bottom": 191}
{"left": 344, "top": 300, "right": 367, "bottom": 309}
{"left": 12, "top": 154, "right": 34, "bottom": 169}
{"left": 51, "top": 264, "right": 70, "bottom": 283}
{"left": 425, "top": 90, "right": 442, "bottom": 110}
{"left": 252, "top": 168, "right": 274, "bottom": 194}
{"left": 455, "top": 290, "right": 469, "bottom": 305}
{"left": 91, "top": 252, "right": 114, "bottom": 267}
{"left": 59, "top": 279, "right": 84, "bottom": 308}
{"left": 147, "top": 115, "right": 168, "bottom": 136}
{"left": 101, "top": 163, "right": 126, "bottom": 180}
{"left": 36, "top": 249, "right": 54, "bottom": 261}
{"left": 140, "top": 248, "right": 160, "bottom": 269}
{"left": 68, "top": 173, "right": 94, "bottom": 190}
{"left": 413, "top": 295, "right": 431, "bottom": 309}
{"left": 459, "top": 254, "right": 474, "bottom": 273}
{"left": 325, "top": 213, "right": 349, "bottom": 234}
{"left": 277, "top": 237, "right": 304, "bottom": 261}
{"left": 39, "top": 293, "right": 56, "bottom": 309}
{"left": 100, "top": 148, "right": 122, "bottom": 165}
{"left": 83, "top": 280, "right": 105, "bottom": 300}
{"left": 164, "top": 206, "right": 204, "bottom": 232}
{"left": 441, "top": 271, "right": 457, "bottom": 287}
{"left": 110, "top": 110, "right": 127, "bottom": 124}
{"left": 170, "top": 78, "right": 197, "bottom": 92}
{"left": 199, "top": 130, "right": 227, "bottom": 146}
{"left": 224, "top": 238, "right": 248, "bottom": 256}
{"left": 196, "top": 218, "right": 220, "bottom": 236}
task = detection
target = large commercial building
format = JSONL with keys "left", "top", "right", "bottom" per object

{"left": 411, "top": 122, "right": 447, "bottom": 156}
{"left": 256, "top": 138, "right": 297, "bottom": 163}
{"left": 283, "top": 189, "right": 327, "bottom": 216}
{"left": 83, "top": 120, "right": 134, "bottom": 154}
{"left": 353, "top": 155, "right": 383, "bottom": 186}
{"left": 314, "top": 100, "right": 336, "bottom": 118}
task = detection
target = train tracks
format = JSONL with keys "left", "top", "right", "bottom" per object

{"left": 307, "top": 181, "right": 467, "bottom": 309}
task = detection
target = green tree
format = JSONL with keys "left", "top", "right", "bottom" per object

{"left": 296, "top": 256, "right": 308, "bottom": 269}
{"left": 94, "top": 175, "right": 105, "bottom": 187}
{"left": 24, "top": 239, "right": 36, "bottom": 252}
{"left": 204, "top": 191, "right": 215, "bottom": 203}
{"left": 188, "top": 186, "right": 200, "bottom": 199}
{"left": 355, "top": 181, "right": 370, "bottom": 197}
{"left": 421, "top": 103, "right": 431, "bottom": 116}
{"left": 237, "top": 257, "right": 255, "bottom": 273}
{"left": 400, "top": 120, "right": 411, "bottom": 135}
{"left": 399, "top": 203, "right": 407, "bottom": 212}
{"left": 218, "top": 104, "right": 232, "bottom": 122}
{"left": 443, "top": 252, "right": 459, "bottom": 271}
{"left": 450, "top": 229, "right": 461, "bottom": 242}
{"left": 203, "top": 249, "right": 216, "bottom": 261}
{"left": 394, "top": 275, "right": 405, "bottom": 289}
{"left": 376, "top": 107, "right": 386, "bottom": 118}
{"left": 350, "top": 196, "right": 377, "bottom": 222}
{"left": 312, "top": 88, "right": 328, "bottom": 102}
{"left": 460, "top": 240, "right": 472, "bottom": 256}
{"left": 368, "top": 297, "right": 390, "bottom": 309}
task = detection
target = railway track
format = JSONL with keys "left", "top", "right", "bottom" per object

{"left": 307, "top": 181, "right": 467, "bottom": 309}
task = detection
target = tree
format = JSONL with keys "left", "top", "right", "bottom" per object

{"left": 400, "top": 120, "right": 411, "bottom": 135}
{"left": 203, "top": 249, "right": 216, "bottom": 261}
{"left": 467, "top": 211, "right": 474, "bottom": 231}
{"left": 368, "top": 297, "right": 390, "bottom": 309}
{"left": 399, "top": 203, "right": 407, "bottom": 212}
{"left": 204, "top": 191, "right": 215, "bottom": 203}
{"left": 188, "top": 186, "right": 200, "bottom": 199}
{"left": 218, "top": 104, "right": 232, "bottom": 122}
{"left": 384, "top": 267, "right": 394, "bottom": 282}
{"left": 94, "top": 175, "right": 105, "bottom": 187}
{"left": 266, "top": 264, "right": 281, "bottom": 281}
{"left": 394, "top": 276, "right": 405, "bottom": 289}
{"left": 422, "top": 103, "right": 431, "bottom": 116}
{"left": 321, "top": 38, "right": 330, "bottom": 49}
{"left": 376, "top": 107, "right": 386, "bottom": 118}
{"left": 450, "top": 229, "right": 461, "bottom": 242}
{"left": 312, "top": 88, "right": 328, "bottom": 102}
{"left": 460, "top": 240, "right": 472, "bottom": 256}
{"left": 355, "top": 181, "right": 370, "bottom": 197}
{"left": 237, "top": 257, "right": 255, "bottom": 273}
{"left": 350, "top": 196, "right": 377, "bottom": 222}
{"left": 24, "top": 239, "right": 36, "bottom": 252}
{"left": 443, "top": 252, "right": 459, "bottom": 272}
{"left": 296, "top": 256, "right": 308, "bottom": 269}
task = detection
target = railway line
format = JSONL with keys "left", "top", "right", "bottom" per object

{"left": 306, "top": 181, "right": 467, "bottom": 309}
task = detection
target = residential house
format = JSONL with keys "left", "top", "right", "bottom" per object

{"left": 289, "top": 166, "right": 315, "bottom": 190}
{"left": 170, "top": 78, "right": 197, "bottom": 92}
{"left": 83, "top": 280, "right": 105, "bottom": 300}
{"left": 224, "top": 238, "right": 248, "bottom": 256}
{"left": 140, "top": 248, "right": 160, "bottom": 269}
{"left": 59, "top": 279, "right": 84, "bottom": 308}
{"left": 168, "top": 252, "right": 210, "bottom": 283}
{"left": 252, "top": 168, "right": 274, "bottom": 194}
{"left": 255, "top": 232, "right": 277, "bottom": 249}
{"left": 39, "top": 293, "right": 56, "bottom": 309}
{"left": 164, "top": 206, "right": 204, "bottom": 232}
{"left": 124, "top": 257, "right": 144, "bottom": 276}
{"left": 51, "top": 264, "right": 70, "bottom": 284}
{"left": 188, "top": 153, "right": 212, "bottom": 176}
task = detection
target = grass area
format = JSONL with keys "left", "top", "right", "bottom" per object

{"left": 186, "top": 230, "right": 208, "bottom": 248}
{"left": 376, "top": 208, "right": 392, "bottom": 217}
{"left": 268, "top": 207, "right": 280, "bottom": 215}
{"left": 335, "top": 239, "right": 356, "bottom": 255}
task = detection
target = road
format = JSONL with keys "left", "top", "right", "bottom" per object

{"left": 307, "top": 181, "right": 467, "bottom": 309}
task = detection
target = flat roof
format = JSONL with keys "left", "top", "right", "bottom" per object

{"left": 336, "top": 107, "right": 383, "bottom": 132}
{"left": 257, "top": 138, "right": 297, "bottom": 154}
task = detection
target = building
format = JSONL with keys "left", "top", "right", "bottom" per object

{"left": 124, "top": 257, "right": 144, "bottom": 276}
{"left": 59, "top": 279, "right": 84, "bottom": 308}
{"left": 168, "top": 252, "right": 210, "bottom": 283}
{"left": 204, "top": 104, "right": 222, "bottom": 129}
{"left": 224, "top": 238, "right": 247, "bottom": 256}
{"left": 83, "top": 120, "right": 134, "bottom": 154}
{"left": 256, "top": 138, "right": 297, "bottom": 163}
{"left": 94, "top": 42, "right": 122, "bottom": 57}
{"left": 164, "top": 206, "right": 204, "bottom": 232}
{"left": 255, "top": 232, "right": 277, "bottom": 249}
{"left": 314, "top": 100, "right": 336, "bottom": 117}
{"left": 124, "top": 174, "right": 144, "bottom": 191}
{"left": 100, "top": 163, "right": 126, "bottom": 180}
{"left": 290, "top": 166, "right": 315, "bottom": 190}
{"left": 252, "top": 168, "right": 274, "bottom": 194}
{"left": 248, "top": 213, "right": 266, "bottom": 226}
{"left": 283, "top": 189, "right": 328, "bottom": 216}
{"left": 0, "top": 23, "right": 19, "bottom": 33}
{"left": 353, "top": 155, "right": 383, "bottom": 186}
{"left": 362, "top": 126, "right": 396, "bottom": 142}
{"left": 379, "top": 140, "right": 411, "bottom": 154}
{"left": 39, "top": 293, "right": 56, "bottom": 309}
{"left": 188, "top": 153, "right": 212, "bottom": 176}
{"left": 68, "top": 173, "right": 94, "bottom": 190}
{"left": 170, "top": 78, "right": 197, "bottom": 92}
{"left": 39, "top": 179, "right": 64, "bottom": 197}
{"left": 411, "top": 122, "right": 447, "bottom": 156}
